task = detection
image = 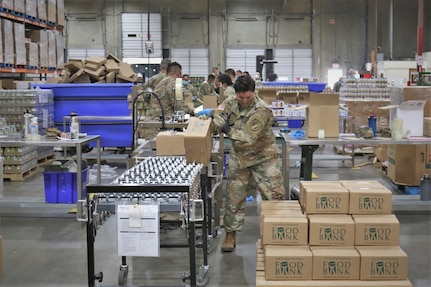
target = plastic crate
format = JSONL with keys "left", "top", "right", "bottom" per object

{"left": 43, "top": 165, "right": 89, "bottom": 204}
{"left": 287, "top": 119, "right": 304, "bottom": 128}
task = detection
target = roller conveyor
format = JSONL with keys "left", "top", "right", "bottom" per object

{"left": 82, "top": 156, "right": 211, "bottom": 287}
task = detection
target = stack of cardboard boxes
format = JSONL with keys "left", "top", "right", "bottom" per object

{"left": 0, "top": 0, "right": 65, "bottom": 72}
{"left": 256, "top": 180, "right": 412, "bottom": 287}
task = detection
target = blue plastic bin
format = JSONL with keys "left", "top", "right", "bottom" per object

{"left": 43, "top": 167, "right": 90, "bottom": 204}
{"left": 288, "top": 120, "right": 303, "bottom": 128}
{"left": 32, "top": 83, "right": 134, "bottom": 148}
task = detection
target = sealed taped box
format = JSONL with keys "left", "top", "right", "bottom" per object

{"left": 260, "top": 200, "right": 301, "bottom": 211}
{"left": 353, "top": 214, "right": 400, "bottom": 246}
{"left": 306, "top": 93, "right": 339, "bottom": 137}
{"left": 299, "top": 180, "right": 343, "bottom": 208}
{"left": 356, "top": 246, "right": 408, "bottom": 280}
{"left": 264, "top": 245, "right": 313, "bottom": 280}
{"left": 262, "top": 215, "right": 308, "bottom": 245}
{"left": 308, "top": 214, "right": 355, "bottom": 246}
{"left": 156, "top": 131, "right": 185, "bottom": 156}
{"left": 302, "top": 187, "right": 350, "bottom": 214}
{"left": 184, "top": 117, "right": 213, "bottom": 166}
{"left": 259, "top": 209, "right": 305, "bottom": 238}
{"left": 310, "top": 246, "right": 360, "bottom": 280}
{"left": 348, "top": 188, "right": 392, "bottom": 214}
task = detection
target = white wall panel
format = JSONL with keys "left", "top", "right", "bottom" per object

{"left": 226, "top": 48, "right": 265, "bottom": 74}
{"left": 67, "top": 49, "right": 105, "bottom": 60}
{"left": 122, "top": 13, "right": 162, "bottom": 59}
{"left": 171, "top": 48, "right": 209, "bottom": 77}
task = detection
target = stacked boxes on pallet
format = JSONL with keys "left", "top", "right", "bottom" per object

{"left": 256, "top": 180, "right": 412, "bottom": 287}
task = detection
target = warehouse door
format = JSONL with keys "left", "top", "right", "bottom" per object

{"left": 273, "top": 48, "right": 313, "bottom": 81}
{"left": 226, "top": 48, "right": 265, "bottom": 75}
{"left": 121, "top": 13, "right": 162, "bottom": 59}
{"left": 171, "top": 48, "right": 209, "bottom": 77}
{"left": 67, "top": 49, "right": 105, "bottom": 60}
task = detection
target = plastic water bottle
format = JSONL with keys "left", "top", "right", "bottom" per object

{"left": 420, "top": 174, "right": 431, "bottom": 201}
{"left": 368, "top": 113, "right": 377, "bottom": 136}
{"left": 70, "top": 112, "right": 79, "bottom": 139}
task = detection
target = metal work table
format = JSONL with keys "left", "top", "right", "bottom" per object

{"left": 279, "top": 134, "right": 431, "bottom": 198}
{"left": 0, "top": 135, "right": 101, "bottom": 205}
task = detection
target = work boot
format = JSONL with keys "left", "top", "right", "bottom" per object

{"left": 221, "top": 231, "right": 236, "bottom": 252}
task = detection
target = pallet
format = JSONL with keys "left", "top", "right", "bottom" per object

{"left": 3, "top": 165, "right": 38, "bottom": 181}
{"left": 391, "top": 182, "right": 420, "bottom": 195}
{"left": 38, "top": 153, "right": 56, "bottom": 166}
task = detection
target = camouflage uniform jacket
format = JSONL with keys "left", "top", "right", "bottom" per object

{"left": 141, "top": 72, "right": 166, "bottom": 91}
{"left": 141, "top": 72, "right": 167, "bottom": 102}
{"left": 183, "top": 84, "right": 201, "bottom": 108}
{"left": 147, "top": 76, "right": 194, "bottom": 120}
{"left": 199, "top": 81, "right": 215, "bottom": 97}
{"left": 223, "top": 85, "right": 236, "bottom": 98}
{"left": 216, "top": 95, "right": 280, "bottom": 169}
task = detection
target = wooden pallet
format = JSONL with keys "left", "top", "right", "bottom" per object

{"left": 3, "top": 165, "right": 38, "bottom": 181}
{"left": 38, "top": 153, "right": 56, "bottom": 166}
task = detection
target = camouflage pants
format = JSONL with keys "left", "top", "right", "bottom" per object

{"left": 223, "top": 156, "right": 285, "bottom": 232}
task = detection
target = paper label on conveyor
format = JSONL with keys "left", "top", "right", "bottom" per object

{"left": 117, "top": 204, "right": 160, "bottom": 257}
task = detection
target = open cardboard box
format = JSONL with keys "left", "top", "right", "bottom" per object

{"left": 379, "top": 100, "right": 426, "bottom": 137}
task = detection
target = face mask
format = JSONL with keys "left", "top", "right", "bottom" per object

{"left": 182, "top": 80, "right": 189, "bottom": 86}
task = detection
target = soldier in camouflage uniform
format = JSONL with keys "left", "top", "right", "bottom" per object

{"left": 182, "top": 74, "right": 202, "bottom": 108}
{"left": 146, "top": 62, "right": 195, "bottom": 121}
{"left": 218, "top": 74, "right": 236, "bottom": 98}
{"left": 212, "top": 74, "right": 285, "bottom": 252}
{"left": 199, "top": 74, "right": 216, "bottom": 98}
{"left": 141, "top": 58, "right": 170, "bottom": 92}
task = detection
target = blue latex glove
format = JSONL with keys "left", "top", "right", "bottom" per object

{"left": 289, "top": 130, "right": 305, "bottom": 139}
{"left": 197, "top": 108, "right": 214, "bottom": 117}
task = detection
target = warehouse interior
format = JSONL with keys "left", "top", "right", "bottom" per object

{"left": 0, "top": 0, "right": 431, "bottom": 287}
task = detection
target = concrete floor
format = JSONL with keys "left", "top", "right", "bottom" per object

{"left": 0, "top": 147, "right": 431, "bottom": 287}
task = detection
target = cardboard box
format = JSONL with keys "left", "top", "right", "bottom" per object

{"left": 299, "top": 180, "right": 344, "bottom": 208}
{"left": 402, "top": 86, "right": 431, "bottom": 117}
{"left": 353, "top": 214, "right": 400, "bottom": 246}
{"left": 262, "top": 215, "right": 308, "bottom": 245}
{"left": 255, "top": 278, "right": 413, "bottom": 287}
{"left": 339, "top": 180, "right": 386, "bottom": 189}
{"left": 356, "top": 246, "right": 408, "bottom": 280}
{"left": 310, "top": 246, "right": 360, "bottom": 280}
{"left": 387, "top": 144, "right": 430, "bottom": 186}
{"left": 264, "top": 245, "right": 313, "bottom": 280}
{"left": 308, "top": 215, "right": 355, "bottom": 246}
{"left": 260, "top": 200, "right": 302, "bottom": 211}
{"left": 379, "top": 100, "right": 426, "bottom": 137}
{"left": 278, "top": 92, "right": 300, "bottom": 104}
{"left": 424, "top": 117, "right": 431, "bottom": 137}
{"left": 260, "top": 209, "right": 306, "bottom": 238}
{"left": 302, "top": 187, "right": 350, "bottom": 214}
{"left": 348, "top": 188, "right": 392, "bottom": 215}
{"left": 306, "top": 93, "right": 339, "bottom": 138}
{"left": 184, "top": 118, "right": 213, "bottom": 166}
{"left": 156, "top": 131, "right": 185, "bottom": 156}
{"left": 374, "top": 147, "right": 388, "bottom": 162}
{"left": 203, "top": 95, "right": 218, "bottom": 109}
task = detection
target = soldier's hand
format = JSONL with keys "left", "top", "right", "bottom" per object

{"left": 212, "top": 113, "right": 231, "bottom": 134}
